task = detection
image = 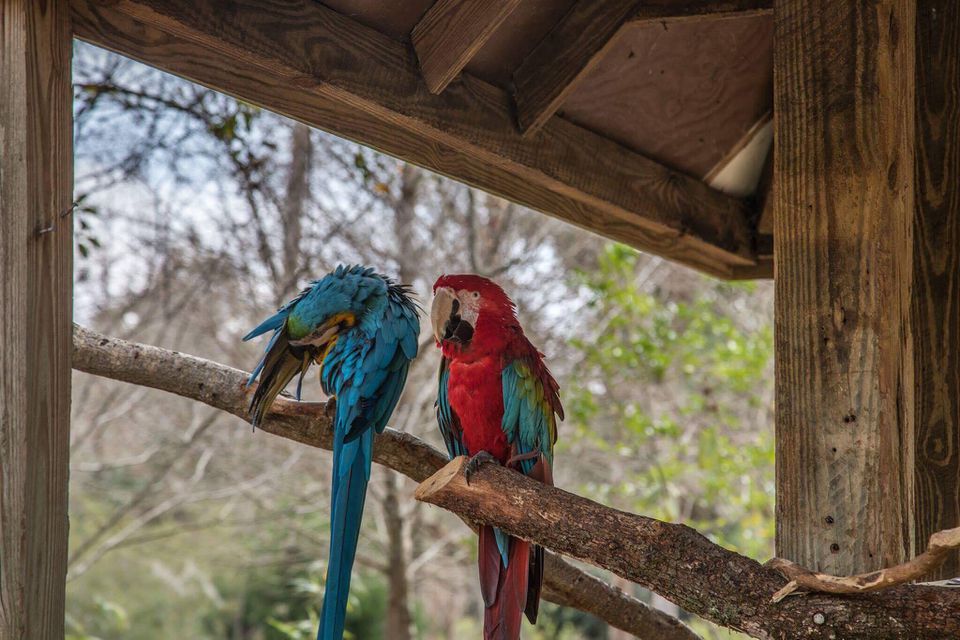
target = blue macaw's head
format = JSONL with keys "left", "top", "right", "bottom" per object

{"left": 285, "top": 265, "right": 390, "bottom": 346}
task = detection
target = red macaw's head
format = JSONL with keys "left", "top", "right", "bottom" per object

{"left": 431, "top": 274, "right": 518, "bottom": 354}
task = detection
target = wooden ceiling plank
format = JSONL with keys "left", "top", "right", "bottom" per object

{"left": 412, "top": 0, "right": 522, "bottom": 95}
{"left": 512, "top": 0, "right": 637, "bottom": 135}
{"left": 631, "top": 0, "right": 772, "bottom": 25}
{"left": 71, "top": 0, "right": 760, "bottom": 279}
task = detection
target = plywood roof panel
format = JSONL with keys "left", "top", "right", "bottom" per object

{"left": 464, "top": 0, "right": 577, "bottom": 88}
{"left": 558, "top": 14, "right": 773, "bottom": 179}
{"left": 319, "top": 0, "right": 434, "bottom": 39}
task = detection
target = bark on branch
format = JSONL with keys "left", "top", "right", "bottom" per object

{"left": 71, "top": 324, "right": 698, "bottom": 640}
{"left": 415, "top": 456, "right": 960, "bottom": 640}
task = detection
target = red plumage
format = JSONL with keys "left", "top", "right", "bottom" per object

{"left": 433, "top": 275, "right": 562, "bottom": 640}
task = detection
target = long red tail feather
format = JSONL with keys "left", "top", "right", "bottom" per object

{"left": 480, "top": 526, "right": 530, "bottom": 640}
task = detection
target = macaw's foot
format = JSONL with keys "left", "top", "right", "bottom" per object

{"left": 324, "top": 396, "right": 337, "bottom": 421}
{"left": 464, "top": 451, "right": 498, "bottom": 485}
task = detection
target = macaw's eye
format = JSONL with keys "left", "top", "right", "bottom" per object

{"left": 471, "top": 291, "right": 480, "bottom": 300}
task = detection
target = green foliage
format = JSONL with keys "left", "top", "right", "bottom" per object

{"left": 564, "top": 245, "right": 774, "bottom": 638}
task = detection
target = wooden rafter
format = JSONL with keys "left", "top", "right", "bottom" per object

{"left": 512, "top": 0, "right": 637, "bottom": 135}
{"left": 71, "top": 0, "right": 762, "bottom": 280}
{"left": 412, "top": 0, "right": 522, "bottom": 94}
{"left": 631, "top": 0, "right": 772, "bottom": 25}
{"left": 513, "top": 0, "right": 774, "bottom": 136}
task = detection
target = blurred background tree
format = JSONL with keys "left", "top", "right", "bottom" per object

{"left": 68, "top": 42, "right": 773, "bottom": 640}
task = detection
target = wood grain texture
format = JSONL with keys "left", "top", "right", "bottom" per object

{"left": 70, "top": 326, "right": 700, "bottom": 640}
{"left": 560, "top": 14, "right": 773, "bottom": 180}
{"left": 70, "top": 0, "right": 761, "bottom": 279}
{"left": 0, "top": 0, "right": 73, "bottom": 637}
{"left": 630, "top": 0, "right": 772, "bottom": 24}
{"left": 412, "top": 0, "right": 521, "bottom": 94}
{"left": 774, "top": 0, "right": 960, "bottom": 578}
{"left": 416, "top": 456, "right": 960, "bottom": 640}
{"left": 774, "top": 0, "right": 915, "bottom": 577}
{"left": 512, "top": 0, "right": 637, "bottom": 134}
{"left": 911, "top": 0, "right": 960, "bottom": 580}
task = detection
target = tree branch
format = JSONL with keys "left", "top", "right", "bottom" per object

{"left": 414, "top": 456, "right": 960, "bottom": 640}
{"left": 71, "top": 324, "right": 698, "bottom": 640}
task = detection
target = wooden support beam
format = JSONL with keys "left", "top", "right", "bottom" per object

{"left": 512, "top": 0, "right": 774, "bottom": 135}
{"left": 412, "top": 0, "right": 521, "bottom": 94}
{"left": 774, "top": 0, "right": 960, "bottom": 580}
{"left": 70, "top": 0, "right": 762, "bottom": 280}
{"left": 0, "top": 0, "right": 73, "bottom": 637}
{"left": 512, "top": 0, "right": 637, "bottom": 135}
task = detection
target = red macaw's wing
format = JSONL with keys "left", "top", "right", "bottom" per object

{"left": 500, "top": 354, "right": 563, "bottom": 482}
{"left": 493, "top": 351, "right": 563, "bottom": 627}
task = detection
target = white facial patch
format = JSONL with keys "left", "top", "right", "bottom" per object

{"left": 458, "top": 291, "right": 481, "bottom": 326}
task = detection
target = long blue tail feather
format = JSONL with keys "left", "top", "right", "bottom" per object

{"left": 318, "top": 429, "right": 373, "bottom": 640}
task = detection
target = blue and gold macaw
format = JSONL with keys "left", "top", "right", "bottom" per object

{"left": 243, "top": 265, "right": 420, "bottom": 640}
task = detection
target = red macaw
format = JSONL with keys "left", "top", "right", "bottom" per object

{"left": 430, "top": 274, "right": 563, "bottom": 640}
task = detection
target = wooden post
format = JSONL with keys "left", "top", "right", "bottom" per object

{"left": 774, "top": 0, "right": 960, "bottom": 578}
{"left": 0, "top": 0, "right": 73, "bottom": 636}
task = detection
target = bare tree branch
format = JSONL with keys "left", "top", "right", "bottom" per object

{"left": 768, "top": 526, "right": 960, "bottom": 601}
{"left": 72, "top": 324, "right": 697, "bottom": 640}
{"left": 414, "top": 456, "right": 960, "bottom": 640}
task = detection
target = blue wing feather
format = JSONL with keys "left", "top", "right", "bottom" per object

{"left": 501, "top": 359, "right": 560, "bottom": 476}
{"left": 436, "top": 358, "right": 469, "bottom": 460}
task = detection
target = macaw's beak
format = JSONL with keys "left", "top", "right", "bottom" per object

{"left": 431, "top": 287, "right": 474, "bottom": 345}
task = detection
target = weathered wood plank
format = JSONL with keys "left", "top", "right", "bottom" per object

{"left": 412, "top": 0, "right": 521, "bottom": 94}
{"left": 911, "top": 0, "right": 960, "bottom": 580}
{"left": 0, "top": 0, "right": 73, "bottom": 637}
{"left": 775, "top": 0, "right": 960, "bottom": 578}
{"left": 775, "top": 0, "right": 916, "bottom": 577}
{"left": 512, "top": 0, "right": 637, "bottom": 134}
{"left": 70, "top": 0, "right": 760, "bottom": 279}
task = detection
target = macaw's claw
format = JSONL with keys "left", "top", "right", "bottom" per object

{"left": 464, "top": 451, "right": 498, "bottom": 485}
{"left": 325, "top": 396, "right": 337, "bottom": 421}
{"left": 506, "top": 449, "right": 540, "bottom": 469}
